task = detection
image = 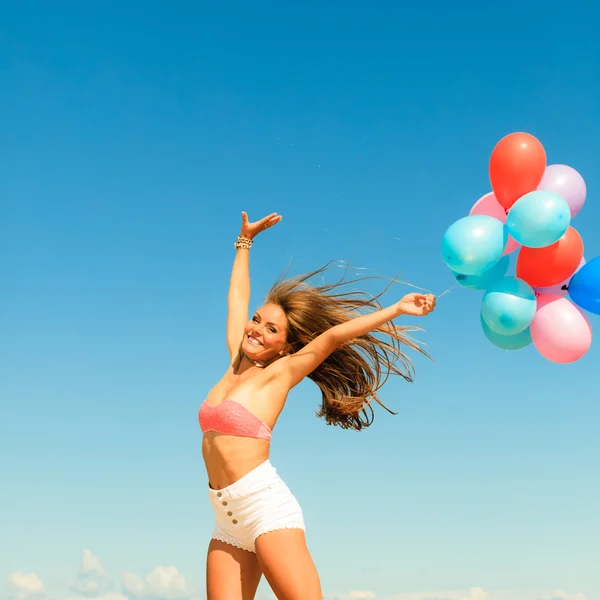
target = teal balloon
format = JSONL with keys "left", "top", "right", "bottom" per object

{"left": 452, "top": 255, "right": 510, "bottom": 290}
{"left": 481, "top": 277, "right": 536, "bottom": 335}
{"left": 441, "top": 215, "right": 507, "bottom": 275}
{"left": 506, "top": 190, "right": 570, "bottom": 248}
{"left": 480, "top": 314, "right": 532, "bottom": 350}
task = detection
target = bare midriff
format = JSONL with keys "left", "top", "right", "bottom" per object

{"left": 202, "top": 431, "right": 270, "bottom": 490}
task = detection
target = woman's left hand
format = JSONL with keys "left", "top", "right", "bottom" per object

{"left": 396, "top": 293, "right": 436, "bottom": 317}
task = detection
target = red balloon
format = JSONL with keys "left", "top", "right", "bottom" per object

{"left": 516, "top": 227, "right": 584, "bottom": 288}
{"left": 489, "top": 132, "right": 547, "bottom": 210}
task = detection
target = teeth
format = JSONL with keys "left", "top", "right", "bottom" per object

{"left": 248, "top": 336, "right": 261, "bottom": 346}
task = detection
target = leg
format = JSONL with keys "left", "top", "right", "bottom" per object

{"left": 255, "top": 529, "right": 322, "bottom": 600}
{"left": 206, "top": 538, "right": 262, "bottom": 600}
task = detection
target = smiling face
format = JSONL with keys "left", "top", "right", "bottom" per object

{"left": 241, "top": 303, "right": 289, "bottom": 363}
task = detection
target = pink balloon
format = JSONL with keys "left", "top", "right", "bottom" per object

{"left": 469, "top": 192, "right": 519, "bottom": 255}
{"left": 537, "top": 164, "right": 586, "bottom": 218}
{"left": 534, "top": 257, "right": 586, "bottom": 298}
{"left": 531, "top": 294, "right": 592, "bottom": 363}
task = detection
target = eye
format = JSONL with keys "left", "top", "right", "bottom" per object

{"left": 268, "top": 327, "right": 277, "bottom": 333}
{"left": 252, "top": 315, "right": 259, "bottom": 322}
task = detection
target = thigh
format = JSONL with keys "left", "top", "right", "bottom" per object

{"left": 206, "top": 538, "right": 262, "bottom": 600}
{"left": 255, "top": 529, "right": 322, "bottom": 600}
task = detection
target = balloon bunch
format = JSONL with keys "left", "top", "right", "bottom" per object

{"left": 441, "top": 132, "right": 600, "bottom": 364}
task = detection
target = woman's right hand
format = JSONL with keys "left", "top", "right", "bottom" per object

{"left": 240, "top": 211, "right": 282, "bottom": 239}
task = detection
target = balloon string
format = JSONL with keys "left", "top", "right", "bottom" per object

{"left": 324, "top": 259, "right": 457, "bottom": 302}
{"left": 436, "top": 286, "right": 454, "bottom": 299}
{"left": 393, "top": 279, "right": 457, "bottom": 300}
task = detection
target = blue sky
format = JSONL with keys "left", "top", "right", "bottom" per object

{"left": 1, "top": 1, "right": 598, "bottom": 600}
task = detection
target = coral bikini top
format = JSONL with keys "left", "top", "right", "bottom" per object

{"left": 198, "top": 399, "right": 272, "bottom": 441}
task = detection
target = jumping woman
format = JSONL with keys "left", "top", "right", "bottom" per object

{"left": 200, "top": 211, "right": 436, "bottom": 599}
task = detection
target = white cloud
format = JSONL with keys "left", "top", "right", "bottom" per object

{"left": 80, "top": 550, "right": 105, "bottom": 576}
{"left": 75, "top": 580, "right": 101, "bottom": 596}
{"left": 121, "top": 566, "right": 191, "bottom": 600}
{"left": 382, "top": 589, "right": 590, "bottom": 600}
{"left": 62, "top": 594, "right": 127, "bottom": 600}
{"left": 7, "top": 573, "right": 45, "bottom": 599}
{"left": 69, "top": 550, "right": 109, "bottom": 597}
{"left": 536, "top": 593, "right": 588, "bottom": 600}
{"left": 5, "top": 556, "right": 591, "bottom": 600}
{"left": 384, "top": 588, "right": 490, "bottom": 600}
{"left": 324, "top": 592, "right": 377, "bottom": 600}
{"left": 121, "top": 573, "right": 145, "bottom": 596}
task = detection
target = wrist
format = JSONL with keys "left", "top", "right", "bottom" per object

{"left": 234, "top": 235, "right": 253, "bottom": 250}
{"left": 392, "top": 302, "right": 405, "bottom": 317}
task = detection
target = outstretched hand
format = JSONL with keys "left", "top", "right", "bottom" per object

{"left": 396, "top": 293, "right": 436, "bottom": 317}
{"left": 240, "top": 211, "right": 282, "bottom": 240}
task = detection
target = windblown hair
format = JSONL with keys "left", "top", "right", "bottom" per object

{"left": 265, "top": 262, "right": 432, "bottom": 431}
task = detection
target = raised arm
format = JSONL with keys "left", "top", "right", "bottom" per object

{"left": 279, "top": 292, "right": 436, "bottom": 388}
{"left": 226, "top": 211, "right": 282, "bottom": 360}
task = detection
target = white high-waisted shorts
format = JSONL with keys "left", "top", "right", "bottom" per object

{"left": 208, "top": 460, "right": 305, "bottom": 553}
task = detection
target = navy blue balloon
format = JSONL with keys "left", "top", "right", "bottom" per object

{"left": 568, "top": 256, "right": 600, "bottom": 315}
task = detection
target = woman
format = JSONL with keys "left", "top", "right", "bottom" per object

{"left": 200, "top": 211, "right": 436, "bottom": 599}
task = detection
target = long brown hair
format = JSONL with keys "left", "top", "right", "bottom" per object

{"left": 265, "top": 262, "right": 432, "bottom": 431}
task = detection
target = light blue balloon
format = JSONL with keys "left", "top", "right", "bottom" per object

{"left": 481, "top": 277, "right": 536, "bottom": 335}
{"left": 452, "top": 255, "right": 510, "bottom": 290}
{"left": 506, "top": 190, "right": 571, "bottom": 248}
{"left": 480, "top": 313, "right": 532, "bottom": 350}
{"left": 441, "top": 215, "right": 508, "bottom": 275}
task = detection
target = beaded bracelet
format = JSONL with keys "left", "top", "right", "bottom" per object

{"left": 234, "top": 236, "right": 253, "bottom": 250}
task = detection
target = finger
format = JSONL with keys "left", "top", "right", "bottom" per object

{"left": 264, "top": 215, "right": 282, "bottom": 230}
{"left": 241, "top": 211, "right": 249, "bottom": 224}
{"left": 259, "top": 212, "right": 279, "bottom": 226}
